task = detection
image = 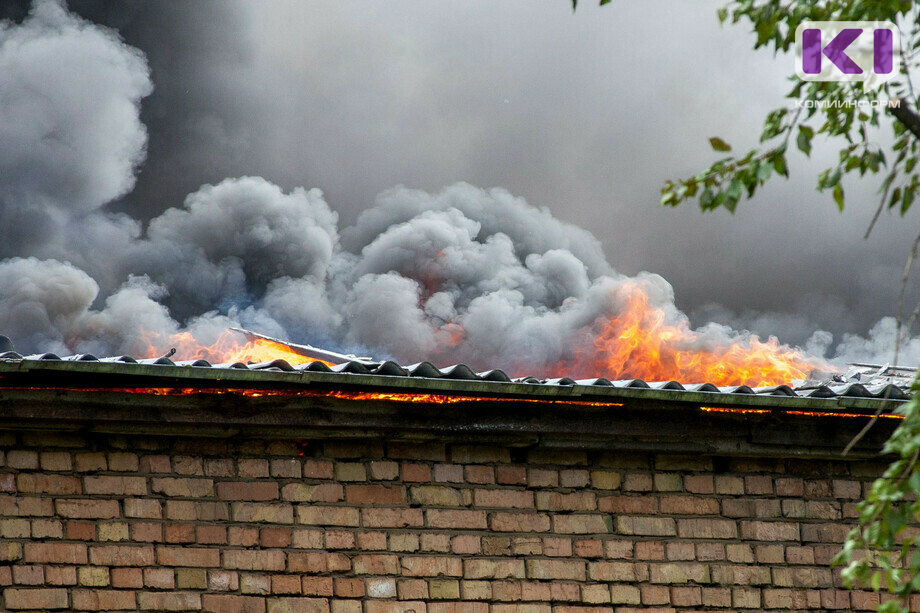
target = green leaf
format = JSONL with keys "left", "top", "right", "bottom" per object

{"left": 760, "top": 107, "right": 789, "bottom": 142}
{"left": 797, "top": 126, "right": 813, "bottom": 156}
{"left": 833, "top": 184, "right": 844, "bottom": 210}
{"left": 817, "top": 168, "right": 830, "bottom": 189}
{"left": 717, "top": 7, "right": 728, "bottom": 23}
{"left": 885, "top": 507, "right": 907, "bottom": 535}
{"left": 878, "top": 600, "right": 905, "bottom": 613}
{"left": 773, "top": 153, "right": 788, "bottom": 177}
{"left": 902, "top": 185, "right": 916, "bottom": 215}
{"left": 660, "top": 189, "right": 678, "bottom": 208}
{"left": 709, "top": 137, "right": 732, "bottom": 152}
{"left": 725, "top": 178, "right": 744, "bottom": 211}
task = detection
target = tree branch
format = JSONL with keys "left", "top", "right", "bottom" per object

{"left": 890, "top": 98, "right": 920, "bottom": 140}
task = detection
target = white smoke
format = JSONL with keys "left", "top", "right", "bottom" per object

{"left": 0, "top": 1, "right": 915, "bottom": 376}
{"left": 832, "top": 318, "right": 920, "bottom": 367}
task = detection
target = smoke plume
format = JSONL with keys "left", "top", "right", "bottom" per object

{"left": 0, "top": 1, "right": 916, "bottom": 381}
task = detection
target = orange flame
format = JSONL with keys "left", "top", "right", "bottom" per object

{"left": 135, "top": 283, "right": 828, "bottom": 387}
{"left": 700, "top": 406, "right": 903, "bottom": 420}
{"left": 556, "top": 282, "right": 829, "bottom": 387}
{"left": 138, "top": 329, "right": 334, "bottom": 367}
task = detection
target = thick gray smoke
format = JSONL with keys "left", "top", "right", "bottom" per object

{"left": 0, "top": 1, "right": 917, "bottom": 378}
{"left": 0, "top": 0, "right": 149, "bottom": 260}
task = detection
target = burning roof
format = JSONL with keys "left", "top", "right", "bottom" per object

{"left": 0, "top": 315, "right": 912, "bottom": 461}
{"left": 0, "top": 331, "right": 912, "bottom": 402}
{"left": 0, "top": 338, "right": 910, "bottom": 460}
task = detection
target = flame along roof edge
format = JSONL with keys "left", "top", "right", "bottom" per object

{"left": 0, "top": 351, "right": 911, "bottom": 402}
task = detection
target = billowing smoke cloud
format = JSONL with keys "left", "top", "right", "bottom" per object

{"left": 129, "top": 177, "right": 339, "bottom": 321}
{"left": 0, "top": 1, "right": 915, "bottom": 381}
{"left": 0, "top": 0, "right": 150, "bottom": 259}
{"left": 0, "top": 258, "right": 99, "bottom": 354}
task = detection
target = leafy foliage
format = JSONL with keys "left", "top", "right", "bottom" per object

{"left": 834, "top": 375, "right": 920, "bottom": 613}
{"left": 659, "top": 1, "right": 920, "bottom": 219}
{"left": 616, "top": 0, "right": 920, "bottom": 607}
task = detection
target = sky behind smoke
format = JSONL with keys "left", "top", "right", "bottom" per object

{"left": 0, "top": 0, "right": 918, "bottom": 372}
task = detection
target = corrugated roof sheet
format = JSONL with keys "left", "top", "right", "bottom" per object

{"left": 0, "top": 350, "right": 912, "bottom": 402}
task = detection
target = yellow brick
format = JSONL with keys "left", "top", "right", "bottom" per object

{"left": 590, "top": 470, "right": 621, "bottom": 490}
{"left": 654, "top": 472, "right": 684, "bottom": 491}
{"left": 616, "top": 515, "right": 675, "bottom": 536}
{"left": 0, "top": 542, "right": 22, "bottom": 562}
{"left": 650, "top": 563, "right": 711, "bottom": 584}
{"left": 610, "top": 584, "right": 641, "bottom": 605}
{"left": 715, "top": 475, "right": 744, "bottom": 495}
{"left": 98, "top": 522, "right": 130, "bottom": 542}
{"left": 582, "top": 583, "right": 612, "bottom": 604}
{"left": 409, "top": 485, "right": 464, "bottom": 506}
{"left": 176, "top": 568, "right": 208, "bottom": 589}
{"left": 389, "top": 534, "right": 419, "bottom": 552}
{"left": 1, "top": 518, "right": 30, "bottom": 538}
{"left": 428, "top": 578, "right": 460, "bottom": 599}
{"left": 367, "top": 461, "right": 400, "bottom": 480}
{"left": 334, "top": 462, "right": 366, "bottom": 482}
{"left": 78, "top": 566, "right": 110, "bottom": 587}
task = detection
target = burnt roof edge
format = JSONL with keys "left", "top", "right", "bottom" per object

{"left": 0, "top": 360, "right": 903, "bottom": 460}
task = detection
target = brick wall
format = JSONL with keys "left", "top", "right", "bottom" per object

{"left": 0, "top": 429, "right": 901, "bottom": 612}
